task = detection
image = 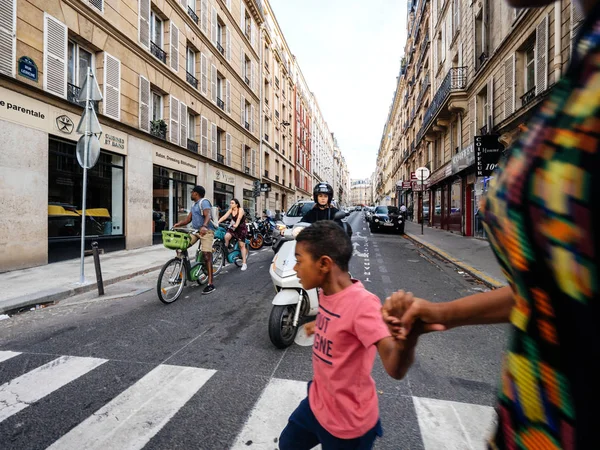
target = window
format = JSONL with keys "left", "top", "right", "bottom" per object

{"left": 151, "top": 11, "right": 163, "bottom": 47}
{"left": 477, "top": 87, "right": 489, "bottom": 133}
{"left": 188, "top": 113, "right": 195, "bottom": 140}
{"left": 68, "top": 42, "right": 93, "bottom": 88}
{"left": 186, "top": 47, "right": 195, "bottom": 75}
{"left": 152, "top": 166, "right": 196, "bottom": 241}
{"left": 216, "top": 20, "right": 224, "bottom": 54}
{"left": 216, "top": 128, "right": 224, "bottom": 161}
{"left": 475, "top": 6, "right": 488, "bottom": 70}
{"left": 525, "top": 45, "right": 535, "bottom": 93}
{"left": 152, "top": 91, "right": 162, "bottom": 121}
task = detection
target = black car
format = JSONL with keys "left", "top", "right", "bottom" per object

{"left": 369, "top": 205, "right": 404, "bottom": 234}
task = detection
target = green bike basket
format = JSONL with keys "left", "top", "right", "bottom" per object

{"left": 161, "top": 230, "right": 191, "bottom": 250}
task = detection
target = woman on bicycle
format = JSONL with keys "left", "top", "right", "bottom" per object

{"left": 218, "top": 199, "right": 249, "bottom": 271}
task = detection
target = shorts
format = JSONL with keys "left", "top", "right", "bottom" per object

{"left": 279, "top": 395, "right": 382, "bottom": 450}
{"left": 190, "top": 230, "right": 214, "bottom": 253}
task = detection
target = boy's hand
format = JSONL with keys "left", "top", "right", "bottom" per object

{"left": 382, "top": 291, "right": 446, "bottom": 339}
{"left": 304, "top": 321, "right": 316, "bottom": 336}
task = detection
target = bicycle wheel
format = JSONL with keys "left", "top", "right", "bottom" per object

{"left": 157, "top": 258, "right": 186, "bottom": 304}
{"left": 212, "top": 242, "right": 225, "bottom": 275}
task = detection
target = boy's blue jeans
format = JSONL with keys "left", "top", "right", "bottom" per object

{"left": 279, "top": 396, "right": 383, "bottom": 450}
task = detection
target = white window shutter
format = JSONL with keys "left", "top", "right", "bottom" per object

{"left": 138, "top": 0, "right": 150, "bottom": 49}
{"left": 251, "top": 148, "right": 257, "bottom": 176}
{"left": 180, "top": 102, "right": 187, "bottom": 148}
{"left": 241, "top": 50, "right": 245, "bottom": 78}
{"left": 535, "top": 15, "right": 548, "bottom": 95}
{"left": 240, "top": 95, "right": 245, "bottom": 125}
{"left": 43, "top": 13, "right": 67, "bottom": 99}
{"left": 240, "top": 1, "right": 245, "bottom": 30}
{"left": 201, "top": 115, "right": 208, "bottom": 156}
{"left": 0, "top": 0, "right": 16, "bottom": 77}
{"left": 488, "top": 78, "right": 494, "bottom": 130}
{"left": 139, "top": 75, "right": 150, "bottom": 132}
{"left": 170, "top": 22, "right": 179, "bottom": 72}
{"left": 226, "top": 79, "right": 231, "bottom": 114}
{"left": 251, "top": 60, "right": 256, "bottom": 92}
{"left": 89, "top": 0, "right": 104, "bottom": 13}
{"left": 226, "top": 0, "right": 231, "bottom": 10}
{"left": 211, "top": 122, "right": 217, "bottom": 160}
{"left": 201, "top": 52, "right": 207, "bottom": 95}
{"left": 103, "top": 52, "right": 121, "bottom": 120}
{"left": 571, "top": 2, "right": 584, "bottom": 44}
{"left": 250, "top": 19, "right": 255, "bottom": 49}
{"left": 226, "top": 133, "right": 232, "bottom": 165}
{"left": 201, "top": 0, "right": 208, "bottom": 35}
{"left": 242, "top": 144, "right": 246, "bottom": 169}
{"left": 470, "top": 97, "right": 476, "bottom": 140}
{"left": 504, "top": 54, "right": 515, "bottom": 118}
{"left": 211, "top": 6, "right": 217, "bottom": 45}
{"left": 170, "top": 96, "right": 180, "bottom": 145}
{"left": 250, "top": 104, "right": 255, "bottom": 133}
{"left": 226, "top": 28, "right": 231, "bottom": 61}
{"left": 211, "top": 64, "right": 217, "bottom": 103}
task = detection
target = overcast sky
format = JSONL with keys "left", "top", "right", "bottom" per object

{"left": 269, "top": 0, "right": 408, "bottom": 180}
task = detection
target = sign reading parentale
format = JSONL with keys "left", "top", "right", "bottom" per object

{"left": 0, "top": 99, "right": 45, "bottom": 119}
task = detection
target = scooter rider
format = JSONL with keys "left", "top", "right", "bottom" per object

{"left": 301, "top": 183, "right": 343, "bottom": 225}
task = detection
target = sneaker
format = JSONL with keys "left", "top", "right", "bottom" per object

{"left": 202, "top": 284, "right": 216, "bottom": 295}
{"left": 241, "top": 264, "right": 247, "bottom": 271}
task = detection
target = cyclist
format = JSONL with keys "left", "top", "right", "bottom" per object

{"left": 174, "top": 185, "right": 216, "bottom": 295}
{"left": 217, "top": 198, "right": 249, "bottom": 271}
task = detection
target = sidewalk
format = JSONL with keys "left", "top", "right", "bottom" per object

{"left": 0, "top": 245, "right": 173, "bottom": 314}
{"left": 404, "top": 221, "right": 506, "bottom": 288}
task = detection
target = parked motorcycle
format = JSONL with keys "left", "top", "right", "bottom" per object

{"left": 246, "top": 217, "right": 264, "bottom": 250}
{"left": 268, "top": 210, "right": 347, "bottom": 348}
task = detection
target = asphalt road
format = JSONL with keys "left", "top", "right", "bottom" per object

{"left": 0, "top": 212, "right": 508, "bottom": 450}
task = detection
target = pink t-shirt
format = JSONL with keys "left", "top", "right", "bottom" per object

{"left": 308, "top": 280, "right": 391, "bottom": 439}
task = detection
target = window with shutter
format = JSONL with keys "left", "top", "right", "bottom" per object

{"left": 226, "top": 28, "right": 231, "bottom": 61}
{"left": 211, "top": 7, "right": 217, "bottom": 45}
{"left": 103, "top": 52, "right": 121, "bottom": 120}
{"left": 201, "top": 0, "right": 208, "bottom": 35}
{"left": 504, "top": 54, "right": 515, "bottom": 118}
{"left": 251, "top": 148, "right": 257, "bottom": 176}
{"left": 44, "top": 13, "right": 68, "bottom": 99}
{"left": 201, "top": 116, "right": 208, "bottom": 156}
{"left": 170, "top": 96, "right": 180, "bottom": 145}
{"left": 469, "top": 97, "right": 476, "bottom": 141}
{"left": 251, "top": 61, "right": 256, "bottom": 92}
{"left": 240, "top": 1, "right": 245, "bottom": 30}
{"left": 201, "top": 52, "right": 207, "bottom": 95}
{"left": 535, "top": 15, "right": 548, "bottom": 95}
{"left": 139, "top": 0, "right": 150, "bottom": 49}
{"left": 170, "top": 22, "right": 179, "bottom": 71}
{"left": 139, "top": 75, "right": 151, "bottom": 132}
{"left": 241, "top": 95, "right": 245, "bottom": 125}
{"left": 250, "top": 20, "right": 255, "bottom": 49}
{"left": 211, "top": 64, "right": 217, "bottom": 103}
{"left": 211, "top": 123, "right": 217, "bottom": 160}
{"left": 242, "top": 144, "right": 246, "bottom": 169}
{"left": 226, "top": 79, "right": 231, "bottom": 114}
{"left": 226, "top": 133, "right": 232, "bottom": 166}
{"left": 571, "top": 2, "right": 584, "bottom": 49}
{"left": 488, "top": 78, "right": 494, "bottom": 130}
{"left": 0, "top": 0, "right": 17, "bottom": 77}
{"left": 251, "top": 104, "right": 255, "bottom": 133}
{"left": 180, "top": 102, "right": 187, "bottom": 147}
{"left": 88, "top": 0, "right": 103, "bottom": 13}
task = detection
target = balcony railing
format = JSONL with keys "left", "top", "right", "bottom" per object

{"left": 245, "top": 166, "right": 250, "bottom": 174}
{"left": 187, "top": 139, "right": 198, "bottom": 153}
{"left": 151, "top": 41, "right": 167, "bottom": 64}
{"left": 217, "top": 97, "right": 225, "bottom": 110}
{"left": 264, "top": 170, "right": 269, "bottom": 178}
{"left": 245, "top": 121, "right": 250, "bottom": 130}
{"left": 275, "top": 175, "right": 279, "bottom": 182}
{"left": 521, "top": 87, "right": 536, "bottom": 107}
{"left": 216, "top": 41, "right": 225, "bottom": 56}
{"left": 275, "top": 142, "right": 279, "bottom": 150}
{"left": 264, "top": 134, "right": 269, "bottom": 141}
{"left": 422, "top": 66, "right": 467, "bottom": 133}
{"left": 67, "top": 83, "right": 98, "bottom": 112}
{"left": 186, "top": 71, "right": 198, "bottom": 89}
{"left": 187, "top": 6, "right": 199, "bottom": 25}
{"left": 217, "top": 153, "right": 224, "bottom": 164}
{"left": 245, "top": 76, "right": 250, "bottom": 85}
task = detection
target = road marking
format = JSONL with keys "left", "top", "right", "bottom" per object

{"left": 381, "top": 275, "right": 391, "bottom": 284}
{"left": 47, "top": 364, "right": 216, "bottom": 450}
{"left": 413, "top": 397, "right": 497, "bottom": 450}
{"left": 231, "top": 378, "right": 321, "bottom": 449}
{"left": 0, "top": 351, "right": 20, "bottom": 364}
{"left": 379, "top": 266, "right": 388, "bottom": 273}
{"left": 0, "top": 355, "right": 107, "bottom": 422}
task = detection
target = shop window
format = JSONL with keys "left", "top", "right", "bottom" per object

{"left": 243, "top": 189, "right": 255, "bottom": 216}
{"left": 214, "top": 181, "right": 235, "bottom": 214}
{"left": 48, "top": 139, "right": 124, "bottom": 239}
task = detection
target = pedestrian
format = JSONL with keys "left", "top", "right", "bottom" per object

{"left": 383, "top": 0, "right": 600, "bottom": 447}
{"left": 279, "top": 221, "right": 441, "bottom": 449}
{"left": 174, "top": 185, "right": 216, "bottom": 294}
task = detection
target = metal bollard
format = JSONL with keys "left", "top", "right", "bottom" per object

{"left": 91, "top": 242, "right": 105, "bottom": 296}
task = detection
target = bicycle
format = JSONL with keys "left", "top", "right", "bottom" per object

{"left": 157, "top": 228, "right": 209, "bottom": 304}
{"left": 211, "top": 225, "right": 249, "bottom": 273}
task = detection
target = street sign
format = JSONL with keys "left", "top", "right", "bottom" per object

{"left": 76, "top": 135, "right": 101, "bottom": 169}
{"left": 260, "top": 182, "right": 271, "bottom": 192}
{"left": 18, "top": 56, "right": 38, "bottom": 82}
{"left": 475, "top": 135, "right": 504, "bottom": 177}
{"left": 77, "top": 72, "right": 103, "bottom": 102}
{"left": 76, "top": 105, "right": 102, "bottom": 135}
{"left": 415, "top": 166, "right": 430, "bottom": 181}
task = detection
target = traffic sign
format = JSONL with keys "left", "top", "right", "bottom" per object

{"left": 76, "top": 135, "right": 101, "bottom": 169}
{"left": 415, "top": 166, "right": 430, "bottom": 181}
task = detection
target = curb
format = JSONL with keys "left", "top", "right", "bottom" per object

{"left": 404, "top": 233, "right": 505, "bottom": 289}
{"left": 1, "top": 264, "right": 164, "bottom": 315}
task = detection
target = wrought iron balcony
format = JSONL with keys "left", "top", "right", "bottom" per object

{"left": 151, "top": 41, "right": 167, "bottom": 64}
{"left": 187, "top": 6, "right": 199, "bottom": 25}
{"left": 245, "top": 166, "right": 250, "bottom": 174}
{"left": 422, "top": 66, "right": 467, "bottom": 132}
{"left": 187, "top": 139, "right": 198, "bottom": 153}
{"left": 245, "top": 76, "right": 250, "bottom": 85}
{"left": 264, "top": 98, "right": 269, "bottom": 106}
{"left": 245, "top": 121, "right": 250, "bottom": 130}
{"left": 275, "top": 142, "right": 279, "bottom": 150}
{"left": 275, "top": 175, "right": 279, "bottom": 182}
{"left": 216, "top": 41, "right": 225, "bottom": 56}
{"left": 264, "top": 133, "right": 269, "bottom": 141}
{"left": 521, "top": 87, "right": 536, "bottom": 107}
{"left": 217, "top": 153, "right": 224, "bottom": 164}
{"left": 67, "top": 83, "right": 98, "bottom": 112}
{"left": 186, "top": 71, "right": 198, "bottom": 89}
{"left": 217, "top": 97, "right": 225, "bottom": 110}
{"left": 264, "top": 170, "right": 269, "bottom": 178}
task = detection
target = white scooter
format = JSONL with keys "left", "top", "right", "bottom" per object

{"left": 268, "top": 212, "right": 348, "bottom": 348}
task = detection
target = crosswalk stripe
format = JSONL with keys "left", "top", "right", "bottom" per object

{"left": 0, "top": 351, "right": 21, "bottom": 363}
{"left": 46, "top": 364, "right": 216, "bottom": 450}
{"left": 231, "top": 378, "right": 318, "bottom": 450}
{"left": 412, "top": 396, "right": 497, "bottom": 450}
{"left": 0, "top": 355, "right": 107, "bottom": 423}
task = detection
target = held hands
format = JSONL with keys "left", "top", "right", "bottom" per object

{"left": 382, "top": 290, "right": 446, "bottom": 340}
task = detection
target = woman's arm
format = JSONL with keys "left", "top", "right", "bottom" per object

{"left": 218, "top": 209, "right": 231, "bottom": 223}
{"left": 233, "top": 208, "right": 245, "bottom": 228}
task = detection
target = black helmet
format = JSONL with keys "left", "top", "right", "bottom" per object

{"left": 313, "top": 182, "right": 334, "bottom": 204}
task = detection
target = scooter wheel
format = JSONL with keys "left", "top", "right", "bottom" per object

{"left": 249, "top": 235, "right": 264, "bottom": 250}
{"left": 268, "top": 305, "right": 298, "bottom": 349}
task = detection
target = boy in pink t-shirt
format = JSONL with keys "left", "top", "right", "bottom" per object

{"left": 278, "top": 221, "right": 424, "bottom": 449}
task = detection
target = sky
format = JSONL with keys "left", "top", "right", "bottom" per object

{"left": 269, "top": 0, "right": 408, "bottom": 180}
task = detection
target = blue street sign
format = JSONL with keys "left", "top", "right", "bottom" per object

{"left": 18, "top": 57, "right": 38, "bottom": 82}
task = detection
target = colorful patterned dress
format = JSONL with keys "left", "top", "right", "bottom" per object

{"left": 482, "top": 10, "right": 600, "bottom": 450}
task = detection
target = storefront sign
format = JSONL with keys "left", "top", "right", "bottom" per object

{"left": 18, "top": 57, "right": 38, "bottom": 82}
{"left": 428, "top": 163, "right": 452, "bottom": 186}
{"left": 104, "top": 133, "right": 125, "bottom": 150}
{"left": 153, "top": 148, "right": 198, "bottom": 174}
{"left": 451, "top": 143, "right": 475, "bottom": 175}
{"left": 402, "top": 181, "right": 412, "bottom": 189}
{"left": 214, "top": 168, "right": 235, "bottom": 185}
{"left": 0, "top": 90, "right": 48, "bottom": 130}
{"left": 475, "top": 135, "right": 504, "bottom": 177}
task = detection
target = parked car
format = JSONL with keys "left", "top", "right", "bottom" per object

{"left": 369, "top": 205, "right": 404, "bottom": 234}
{"left": 364, "top": 206, "right": 375, "bottom": 222}
{"left": 281, "top": 200, "right": 315, "bottom": 227}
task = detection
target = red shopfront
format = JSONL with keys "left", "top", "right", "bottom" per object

{"left": 428, "top": 164, "right": 463, "bottom": 234}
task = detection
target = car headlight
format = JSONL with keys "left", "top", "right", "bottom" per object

{"left": 374, "top": 218, "right": 379, "bottom": 223}
{"left": 292, "top": 226, "right": 306, "bottom": 238}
